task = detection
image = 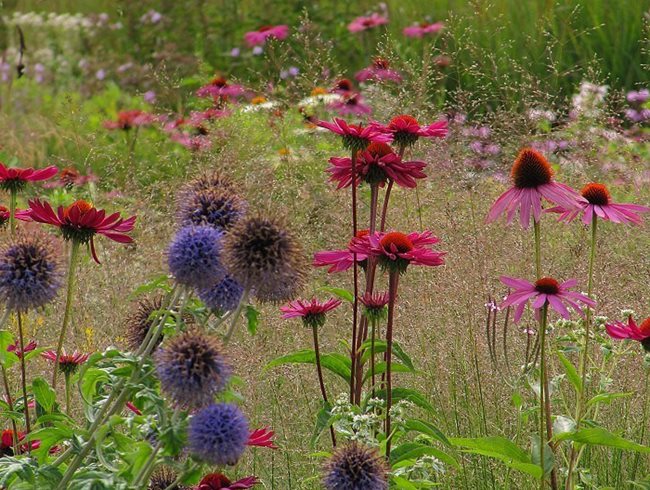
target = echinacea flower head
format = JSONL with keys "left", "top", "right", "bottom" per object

{"left": 348, "top": 13, "right": 389, "bottom": 33}
{"left": 486, "top": 148, "right": 580, "bottom": 229}
{"left": 313, "top": 230, "right": 370, "bottom": 273}
{"left": 328, "top": 142, "right": 427, "bottom": 189}
{"left": 197, "top": 76, "right": 246, "bottom": 99}
{"left": 331, "top": 78, "right": 355, "bottom": 94}
{"left": 360, "top": 292, "right": 390, "bottom": 321}
{"left": 103, "top": 110, "right": 154, "bottom": 130}
{"left": 125, "top": 295, "right": 165, "bottom": 351}
{"left": 549, "top": 182, "right": 649, "bottom": 225}
{"left": 329, "top": 93, "right": 372, "bottom": 117}
{"left": 44, "top": 167, "right": 97, "bottom": 189}
{"left": 317, "top": 118, "right": 392, "bottom": 152}
{"left": 606, "top": 316, "right": 650, "bottom": 352}
{"left": 244, "top": 24, "right": 289, "bottom": 47}
{"left": 42, "top": 349, "right": 89, "bottom": 376}
{"left": 355, "top": 58, "right": 403, "bottom": 84}
{"left": 7, "top": 340, "right": 37, "bottom": 358}
{"left": 403, "top": 21, "right": 444, "bottom": 38}
{"left": 500, "top": 276, "right": 596, "bottom": 323}
{"left": 222, "top": 216, "right": 307, "bottom": 303}
{"left": 198, "top": 275, "right": 244, "bottom": 313}
{"left": 149, "top": 467, "right": 188, "bottom": 490}
{"left": 168, "top": 226, "right": 226, "bottom": 289}
{"left": 176, "top": 188, "right": 247, "bottom": 231}
{"left": 379, "top": 115, "right": 448, "bottom": 147}
{"left": 198, "top": 473, "right": 259, "bottom": 490}
{"left": 350, "top": 231, "right": 445, "bottom": 274}
{"left": 155, "top": 329, "right": 231, "bottom": 410}
{"left": 188, "top": 403, "right": 250, "bottom": 466}
{"left": 247, "top": 427, "right": 278, "bottom": 449}
{"left": 323, "top": 442, "right": 388, "bottom": 490}
{"left": 0, "top": 162, "right": 58, "bottom": 192}
{"left": 280, "top": 297, "right": 342, "bottom": 328}
{"left": 26, "top": 199, "right": 136, "bottom": 263}
{"left": 0, "top": 233, "right": 62, "bottom": 312}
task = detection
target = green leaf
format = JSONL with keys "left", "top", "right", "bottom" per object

{"left": 390, "top": 442, "right": 458, "bottom": 469}
{"left": 554, "top": 427, "right": 650, "bottom": 453}
{"left": 403, "top": 419, "right": 451, "bottom": 446}
{"left": 450, "top": 436, "right": 542, "bottom": 479}
{"left": 311, "top": 400, "right": 334, "bottom": 447}
{"left": 26, "top": 426, "right": 74, "bottom": 464}
{"left": 370, "top": 388, "right": 436, "bottom": 414}
{"left": 31, "top": 377, "right": 56, "bottom": 413}
{"left": 265, "top": 350, "right": 351, "bottom": 382}
{"left": 586, "top": 392, "right": 634, "bottom": 408}
{"left": 362, "top": 361, "right": 415, "bottom": 383}
{"left": 245, "top": 305, "right": 259, "bottom": 336}
{"left": 0, "top": 330, "right": 18, "bottom": 369}
{"left": 391, "top": 475, "right": 419, "bottom": 489}
{"left": 319, "top": 286, "right": 353, "bottom": 303}
{"left": 359, "top": 340, "right": 415, "bottom": 371}
{"left": 80, "top": 367, "right": 110, "bottom": 404}
{"left": 557, "top": 352, "right": 581, "bottom": 392}
{"left": 128, "top": 274, "right": 170, "bottom": 298}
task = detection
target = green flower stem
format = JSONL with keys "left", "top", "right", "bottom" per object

{"left": 16, "top": 312, "right": 31, "bottom": 444}
{"left": 9, "top": 188, "right": 17, "bottom": 236}
{"left": 533, "top": 220, "right": 542, "bottom": 280}
{"left": 53, "top": 241, "right": 80, "bottom": 389}
{"left": 223, "top": 286, "right": 251, "bottom": 345}
{"left": 350, "top": 149, "right": 359, "bottom": 403}
{"left": 539, "top": 303, "right": 548, "bottom": 490}
{"left": 133, "top": 408, "right": 182, "bottom": 487}
{"left": 312, "top": 324, "right": 336, "bottom": 447}
{"left": 630, "top": 368, "right": 650, "bottom": 482}
{"left": 1, "top": 365, "right": 19, "bottom": 453}
{"left": 64, "top": 373, "right": 71, "bottom": 416}
{"left": 384, "top": 269, "right": 400, "bottom": 458}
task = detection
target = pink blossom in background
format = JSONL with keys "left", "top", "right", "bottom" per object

{"left": 403, "top": 21, "right": 444, "bottom": 38}
{"left": 329, "top": 93, "right": 372, "bottom": 117}
{"left": 244, "top": 25, "right": 289, "bottom": 47}
{"left": 355, "top": 58, "right": 402, "bottom": 83}
{"left": 348, "top": 13, "right": 389, "bottom": 33}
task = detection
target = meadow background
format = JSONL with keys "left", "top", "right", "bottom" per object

{"left": 0, "top": 0, "right": 649, "bottom": 488}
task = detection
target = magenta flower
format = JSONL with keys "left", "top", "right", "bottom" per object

{"left": 42, "top": 349, "right": 90, "bottom": 375}
{"left": 548, "top": 182, "right": 649, "bottom": 225}
{"left": 355, "top": 58, "right": 403, "bottom": 84}
{"left": 198, "top": 473, "right": 260, "bottom": 490}
{"left": 197, "top": 77, "right": 247, "bottom": 99}
{"left": 500, "top": 276, "right": 596, "bottom": 323}
{"left": 375, "top": 114, "right": 448, "bottom": 147}
{"left": 313, "top": 230, "right": 370, "bottom": 273}
{"left": 328, "top": 142, "right": 426, "bottom": 189}
{"left": 403, "top": 22, "right": 444, "bottom": 38}
{"left": 605, "top": 316, "right": 650, "bottom": 351}
{"left": 7, "top": 340, "right": 37, "bottom": 358}
{"left": 348, "top": 13, "right": 389, "bottom": 33}
{"left": 0, "top": 163, "right": 58, "bottom": 192}
{"left": 244, "top": 25, "right": 289, "bottom": 47}
{"left": 317, "top": 118, "right": 392, "bottom": 151}
{"left": 330, "top": 78, "right": 355, "bottom": 95}
{"left": 486, "top": 148, "right": 580, "bottom": 229}
{"left": 247, "top": 428, "right": 278, "bottom": 449}
{"left": 280, "top": 297, "right": 342, "bottom": 328}
{"left": 329, "top": 93, "right": 372, "bottom": 117}
{"left": 103, "top": 110, "right": 154, "bottom": 130}
{"left": 350, "top": 231, "right": 445, "bottom": 272}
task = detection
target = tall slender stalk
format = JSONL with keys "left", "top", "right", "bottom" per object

{"left": 312, "top": 324, "right": 336, "bottom": 446}
{"left": 16, "top": 312, "right": 30, "bottom": 441}
{"left": 223, "top": 286, "right": 250, "bottom": 345}
{"left": 384, "top": 270, "right": 400, "bottom": 457}
{"left": 533, "top": 220, "right": 542, "bottom": 280}
{"left": 350, "top": 150, "right": 359, "bottom": 403}
{"left": 53, "top": 241, "right": 80, "bottom": 388}
{"left": 539, "top": 304, "right": 548, "bottom": 490}
{"left": 630, "top": 369, "right": 650, "bottom": 482}
{"left": 1, "top": 365, "right": 19, "bottom": 453}
{"left": 9, "top": 189, "right": 17, "bottom": 236}
{"left": 379, "top": 180, "right": 394, "bottom": 232}
{"left": 370, "top": 317, "right": 377, "bottom": 398}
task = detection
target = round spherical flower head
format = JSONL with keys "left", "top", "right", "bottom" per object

{"left": 244, "top": 24, "right": 289, "bottom": 47}
{"left": 360, "top": 292, "right": 390, "bottom": 321}
{"left": 350, "top": 231, "right": 445, "bottom": 274}
{"left": 42, "top": 349, "right": 89, "bottom": 376}
{"left": 198, "top": 473, "right": 259, "bottom": 490}
{"left": 328, "top": 142, "right": 427, "bottom": 189}
{"left": 313, "top": 230, "right": 370, "bottom": 273}
{"left": 0, "top": 234, "right": 62, "bottom": 312}
{"left": 280, "top": 297, "right": 342, "bottom": 328}
{"left": 25, "top": 199, "right": 136, "bottom": 264}
{"left": 606, "top": 316, "right": 650, "bottom": 352}
{"left": 168, "top": 226, "right": 226, "bottom": 289}
{"left": 378, "top": 115, "right": 448, "bottom": 147}
{"left": 155, "top": 329, "right": 231, "bottom": 410}
{"left": 316, "top": 118, "right": 393, "bottom": 152}
{"left": 0, "top": 162, "right": 58, "bottom": 192}
{"left": 499, "top": 276, "right": 596, "bottom": 323}
{"left": 198, "top": 275, "right": 244, "bottom": 313}
{"left": 486, "top": 148, "right": 580, "bottom": 229}
{"left": 125, "top": 295, "right": 165, "bottom": 351}
{"left": 177, "top": 187, "right": 247, "bottom": 230}
{"left": 188, "top": 403, "right": 249, "bottom": 466}
{"left": 222, "top": 216, "right": 307, "bottom": 303}
{"left": 323, "top": 442, "right": 388, "bottom": 490}
{"left": 548, "top": 182, "right": 650, "bottom": 226}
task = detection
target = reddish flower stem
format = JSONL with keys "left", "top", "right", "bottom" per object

{"left": 379, "top": 180, "right": 394, "bottom": 232}
{"left": 312, "top": 325, "right": 336, "bottom": 447}
{"left": 385, "top": 269, "right": 400, "bottom": 458}
{"left": 350, "top": 150, "right": 359, "bottom": 403}
{"left": 1, "top": 365, "right": 19, "bottom": 453}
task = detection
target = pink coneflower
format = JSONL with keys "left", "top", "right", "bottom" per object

{"left": 331, "top": 78, "right": 355, "bottom": 95}
{"left": 350, "top": 231, "right": 445, "bottom": 273}
{"left": 486, "top": 148, "right": 580, "bottom": 229}
{"left": 44, "top": 167, "right": 98, "bottom": 189}
{"left": 360, "top": 291, "right": 390, "bottom": 320}
{"left": 196, "top": 76, "right": 247, "bottom": 99}
{"left": 328, "top": 142, "right": 426, "bottom": 189}
{"left": 1, "top": 429, "right": 40, "bottom": 456}
{"left": 403, "top": 21, "right": 444, "bottom": 38}
{"left": 244, "top": 24, "right": 289, "bottom": 47}
{"left": 170, "top": 131, "right": 212, "bottom": 152}
{"left": 7, "top": 340, "right": 37, "bottom": 358}
{"left": 198, "top": 473, "right": 259, "bottom": 490}
{"left": 375, "top": 114, "right": 448, "bottom": 148}
{"left": 548, "top": 182, "right": 649, "bottom": 225}
{"left": 0, "top": 162, "right": 58, "bottom": 192}
{"left": 329, "top": 93, "right": 372, "bottom": 117}
{"left": 103, "top": 110, "right": 154, "bottom": 130}
{"left": 317, "top": 118, "right": 392, "bottom": 151}
{"left": 313, "top": 230, "right": 370, "bottom": 273}
{"left": 280, "top": 297, "right": 342, "bottom": 328}
{"left": 348, "top": 13, "right": 389, "bottom": 33}
{"left": 499, "top": 276, "right": 596, "bottom": 323}
{"left": 42, "top": 349, "right": 90, "bottom": 375}
{"left": 605, "top": 316, "right": 650, "bottom": 351}
{"left": 247, "top": 428, "right": 278, "bottom": 449}
{"left": 355, "top": 58, "right": 402, "bottom": 84}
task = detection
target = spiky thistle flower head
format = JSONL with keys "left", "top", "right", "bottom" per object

{"left": 197, "top": 275, "right": 244, "bottom": 313}
{"left": 168, "top": 226, "right": 226, "bottom": 289}
{"left": 176, "top": 188, "right": 247, "bottom": 231}
{"left": 149, "top": 466, "right": 188, "bottom": 490}
{"left": 0, "top": 232, "right": 63, "bottom": 311}
{"left": 179, "top": 171, "right": 236, "bottom": 197}
{"left": 155, "top": 330, "right": 231, "bottom": 410}
{"left": 323, "top": 442, "right": 388, "bottom": 490}
{"left": 125, "top": 295, "right": 165, "bottom": 351}
{"left": 222, "top": 215, "right": 307, "bottom": 303}
{"left": 188, "top": 403, "right": 250, "bottom": 466}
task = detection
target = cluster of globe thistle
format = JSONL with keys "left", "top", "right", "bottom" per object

{"left": 323, "top": 442, "right": 388, "bottom": 490}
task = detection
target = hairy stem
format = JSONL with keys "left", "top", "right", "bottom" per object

{"left": 16, "top": 312, "right": 31, "bottom": 443}
{"left": 385, "top": 270, "right": 400, "bottom": 458}
{"left": 312, "top": 324, "right": 336, "bottom": 447}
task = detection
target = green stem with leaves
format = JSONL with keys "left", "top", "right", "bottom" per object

{"left": 9, "top": 188, "right": 17, "bottom": 236}
{"left": 223, "top": 287, "right": 250, "bottom": 345}
{"left": 539, "top": 304, "right": 548, "bottom": 490}
{"left": 16, "top": 312, "right": 31, "bottom": 442}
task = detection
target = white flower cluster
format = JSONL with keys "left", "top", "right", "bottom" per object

{"left": 3, "top": 11, "right": 120, "bottom": 32}
{"left": 527, "top": 108, "right": 556, "bottom": 123}
{"left": 393, "top": 454, "right": 447, "bottom": 480}
{"left": 572, "top": 81, "right": 608, "bottom": 118}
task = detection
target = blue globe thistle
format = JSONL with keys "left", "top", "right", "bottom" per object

{"left": 155, "top": 330, "right": 231, "bottom": 410}
{"left": 176, "top": 188, "right": 247, "bottom": 231}
{"left": 188, "top": 403, "right": 249, "bottom": 466}
{"left": 197, "top": 275, "right": 244, "bottom": 313}
{"left": 323, "top": 443, "right": 388, "bottom": 490}
{"left": 0, "top": 233, "right": 62, "bottom": 312}
{"left": 168, "top": 226, "right": 225, "bottom": 289}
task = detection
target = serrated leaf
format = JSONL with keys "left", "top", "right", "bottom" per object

{"left": 265, "top": 350, "right": 351, "bottom": 382}
{"left": 31, "top": 377, "right": 56, "bottom": 413}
